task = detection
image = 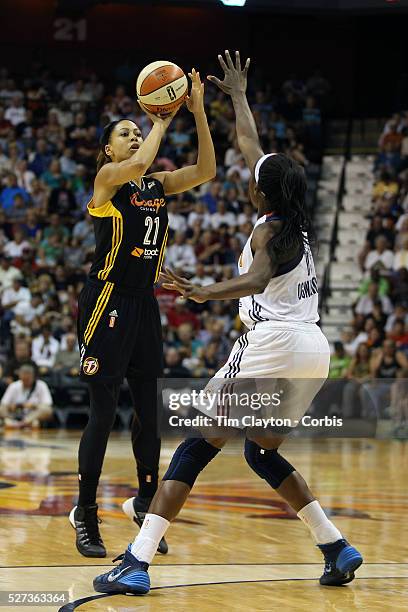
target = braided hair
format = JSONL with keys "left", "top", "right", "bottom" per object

{"left": 257, "top": 153, "right": 313, "bottom": 259}
{"left": 96, "top": 120, "right": 121, "bottom": 173}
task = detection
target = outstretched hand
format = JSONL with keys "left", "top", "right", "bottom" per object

{"left": 207, "top": 50, "right": 250, "bottom": 97}
{"left": 159, "top": 268, "right": 209, "bottom": 303}
{"left": 186, "top": 68, "right": 205, "bottom": 114}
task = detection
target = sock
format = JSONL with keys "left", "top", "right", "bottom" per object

{"left": 297, "top": 500, "right": 342, "bottom": 545}
{"left": 130, "top": 513, "right": 170, "bottom": 564}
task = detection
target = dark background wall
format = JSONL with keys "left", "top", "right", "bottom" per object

{"left": 1, "top": 0, "right": 407, "bottom": 116}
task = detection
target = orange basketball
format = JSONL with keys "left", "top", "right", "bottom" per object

{"left": 136, "top": 61, "right": 188, "bottom": 116}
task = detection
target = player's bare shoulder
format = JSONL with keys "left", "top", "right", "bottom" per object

{"left": 251, "top": 219, "right": 282, "bottom": 249}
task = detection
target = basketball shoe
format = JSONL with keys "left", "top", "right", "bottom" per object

{"left": 122, "top": 496, "right": 168, "bottom": 554}
{"left": 69, "top": 504, "right": 106, "bottom": 558}
{"left": 93, "top": 544, "right": 150, "bottom": 595}
{"left": 318, "top": 538, "right": 363, "bottom": 586}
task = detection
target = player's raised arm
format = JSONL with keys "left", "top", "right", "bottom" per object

{"left": 150, "top": 69, "right": 216, "bottom": 195}
{"left": 208, "top": 50, "right": 263, "bottom": 173}
{"left": 94, "top": 111, "right": 176, "bottom": 197}
{"left": 160, "top": 222, "right": 278, "bottom": 302}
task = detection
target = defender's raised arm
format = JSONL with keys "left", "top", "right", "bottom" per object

{"left": 208, "top": 50, "right": 263, "bottom": 173}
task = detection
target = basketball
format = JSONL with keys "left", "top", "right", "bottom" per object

{"left": 136, "top": 60, "right": 188, "bottom": 116}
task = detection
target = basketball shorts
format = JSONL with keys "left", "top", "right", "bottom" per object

{"left": 77, "top": 279, "right": 163, "bottom": 383}
{"left": 195, "top": 320, "right": 331, "bottom": 431}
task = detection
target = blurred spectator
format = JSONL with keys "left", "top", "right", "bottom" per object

{"left": 365, "top": 339, "right": 408, "bottom": 417}
{"left": 28, "top": 139, "right": 52, "bottom": 176}
{"left": 329, "top": 341, "right": 351, "bottom": 378}
{"left": 0, "top": 364, "right": 52, "bottom": 429}
{"left": 201, "top": 182, "right": 222, "bottom": 214}
{"left": 3, "top": 228, "right": 31, "bottom": 258}
{"left": 54, "top": 332, "right": 79, "bottom": 378}
{"left": 187, "top": 201, "right": 211, "bottom": 230}
{"left": 166, "top": 231, "right": 197, "bottom": 273}
{"left": 372, "top": 171, "right": 399, "bottom": 200}
{"left": 342, "top": 343, "right": 372, "bottom": 418}
{"left": 1, "top": 277, "right": 30, "bottom": 312}
{"left": 210, "top": 201, "right": 237, "bottom": 230}
{"left": 358, "top": 268, "right": 389, "bottom": 297}
{"left": 163, "top": 347, "right": 191, "bottom": 378}
{"left": 0, "top": 254, "right": 21, "bottom": 292}
{"left": 224, "top": 138, "right": 242, "bottom": 168}
{"left": 393, "top": 237, "right": 408, "bottom": 270}
{"left": 3, "top": 339, "right": 37, "bottom": 384}
{"left": 190, "top": 263, "right": 215, "bottom": 287}
{"left": 168, "top": 118, "right": 191, "bottom": 156}
{"left": 4, "top": 193, "right": 29, "bottom": 223}
{"left": 385, "top": 305, "right": 408, "bottom": 333}
{"left": 0, "top": 172, "right": 29, "bottom": 209}
{"left": 41, "top": 159, "right": 67, "bottom": 190}
{"left": 167, "top": 297, "right": 199, "bottom": 330}
{"left": 387, "top": 319, "right": 408, "bottom": 350}
{"left": 4, "top": 96, "right": 26, "bottom": 127}
{"left": 168, "top": 201, "right": 187, "bottom": 234}
{"left": 355, "top": 282, "right": 393, "bottom": 317}
{"left": 363, "top": 235, "right": 394, "bottom": 273}
{"left": 375, "top": 142, "right": 401, "bottom": 175}
{"left": 59, "top": 148, "right": 77, "bottom": 177}
{"left": 15, "top": 159, "right": 36, "bottom": 193}
{"left": 31, "top": 324, "right": 60, "bottom": 374}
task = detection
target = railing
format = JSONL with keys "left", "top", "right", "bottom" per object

{"left": 319, "top": 116, "right": 353, "bottom": 320}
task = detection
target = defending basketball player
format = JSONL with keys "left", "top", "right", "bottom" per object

{"left": 93, "top": 52, "right": 363, "bottom": 594}
{"left": 70, "top": 69, "right": 216, "bottom": 558}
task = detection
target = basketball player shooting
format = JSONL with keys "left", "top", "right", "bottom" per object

{"left": 70, "top": 69, "right": 216, "bottom": 559}
{"left": 93, "top": 51, "right": 363, "bottom": 596}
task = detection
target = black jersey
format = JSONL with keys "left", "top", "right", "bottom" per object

{"left": 87, "top": 177, "right": 169, "bottom": 290}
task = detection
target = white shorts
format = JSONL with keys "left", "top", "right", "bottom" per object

{"left": 195, "top": 321, "right": 330, "bottom": 430}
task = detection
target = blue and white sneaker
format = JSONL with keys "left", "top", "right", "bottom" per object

{"left": 318, "top": 538, "right": 363, "bottom": 586}
{"left": 93, "top": 544, "right": 150, "bottom": 595}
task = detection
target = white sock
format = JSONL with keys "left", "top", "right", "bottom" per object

{"left": 297, "top": 500, "right": 342, "bottom": 545}
{"left": 130, "top": 513, "right": 170, "bottom": 564}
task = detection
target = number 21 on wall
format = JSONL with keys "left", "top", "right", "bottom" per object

{"left": 53, "top": 18, "right": 87, "bottom": 41}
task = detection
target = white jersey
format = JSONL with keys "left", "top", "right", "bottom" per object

{"left": 238, "top": 215, "right": 319, "bottom": 328}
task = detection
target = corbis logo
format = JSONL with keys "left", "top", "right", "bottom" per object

{"left": 82, "top": 357, "right": 99, "bottom": 376}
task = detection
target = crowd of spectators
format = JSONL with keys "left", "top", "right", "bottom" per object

{"left": 0, "top": 63, "right": 325, "bottom": 428}
{"left": 327, "top": 112, "right": 408, "bottom": 436}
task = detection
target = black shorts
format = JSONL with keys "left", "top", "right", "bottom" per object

{"left": 77, "top": 279, "right": 163, "bottom": 383}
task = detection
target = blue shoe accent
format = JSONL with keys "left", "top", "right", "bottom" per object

{"left": 93, "top": 544, "right": 150, "bottom": 595}
{"left": 336, "top": 545, "right": 363, "bottom": 574}
{"left": 318, "top": 539, "right": 363, "bottom": 586}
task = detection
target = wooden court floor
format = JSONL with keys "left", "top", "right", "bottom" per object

{"left": 0, "top": 431, "right": 407, "bottom": 611}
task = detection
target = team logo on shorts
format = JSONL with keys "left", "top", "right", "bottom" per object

{"left": 82, "top": 357, "right": 99, "bottom": 375}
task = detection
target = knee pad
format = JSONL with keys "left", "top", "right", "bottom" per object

{"left": 163, "top": 438, "right": 221, "bottom": 488}
{"left": 244, "top": 439, "right": 295, "bottom": 489}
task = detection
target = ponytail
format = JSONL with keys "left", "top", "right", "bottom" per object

{"left": 96, "top": 150, "right": 108, "bottom": 173}
{"left": 96, "top": 120, "right": 120, "bottom": 173}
